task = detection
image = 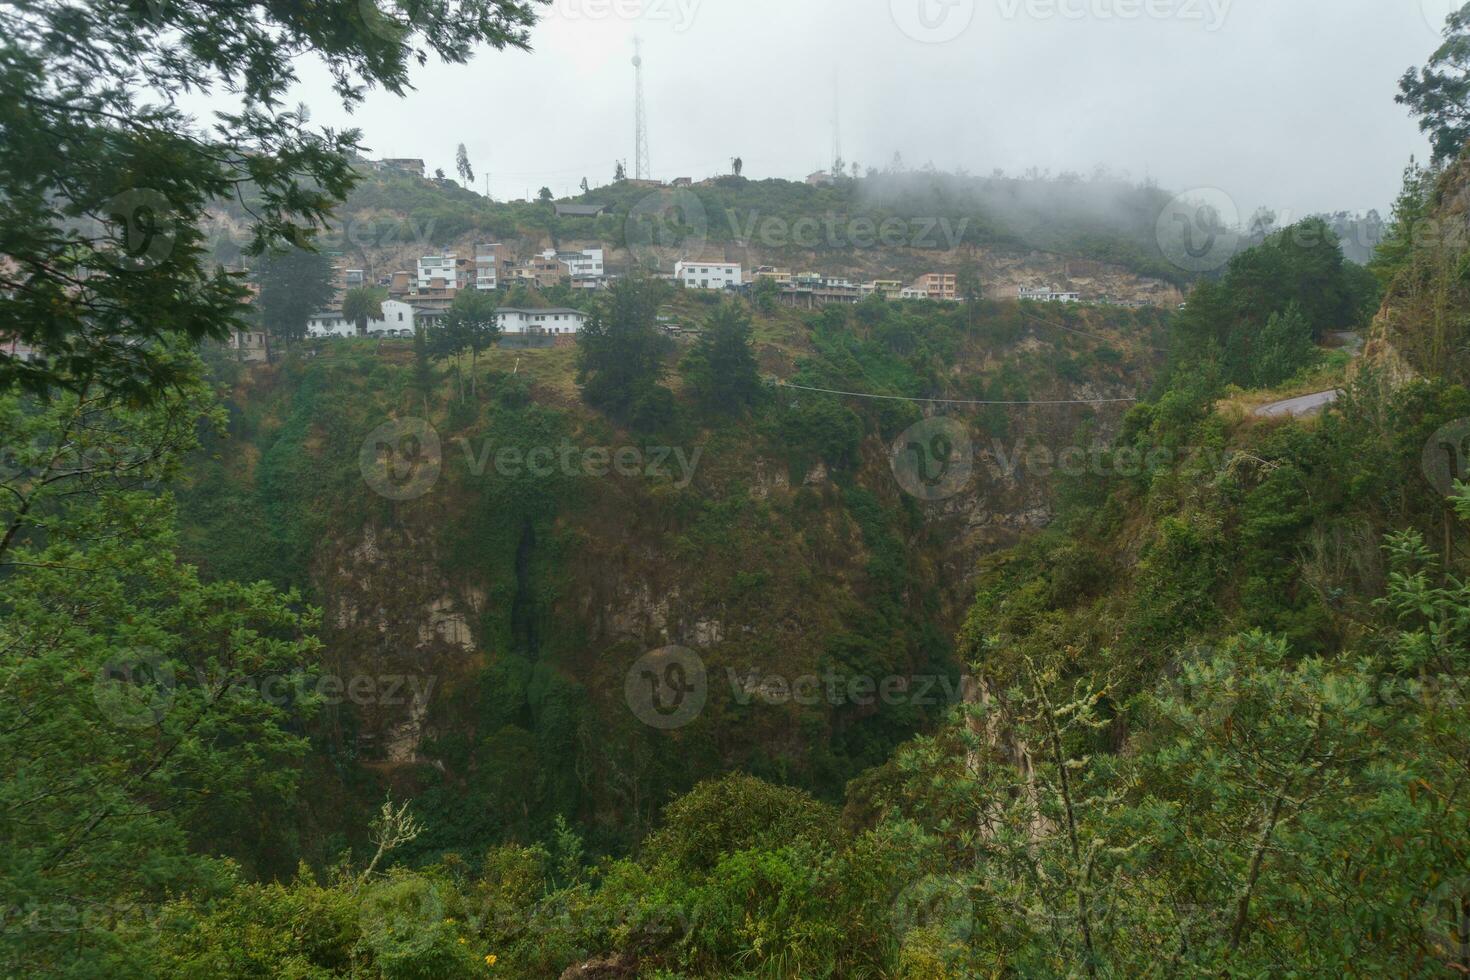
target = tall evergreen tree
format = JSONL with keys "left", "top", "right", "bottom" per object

{"left": 576, "top": 278, "right": 672, "bottom": 425}
{"left": 255, "top": 247, "right": 335, "bottom": 351}
{"left": 683, "top": 304, "right": 763, "bottom": 416}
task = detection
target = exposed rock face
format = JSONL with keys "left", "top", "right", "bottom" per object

{"left": 1359, "top": 153, "right": 1470, "bottom": 389}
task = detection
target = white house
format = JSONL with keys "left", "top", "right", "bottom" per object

{"left": 308, "top": 299, "right": 416, "bottom": 338}
{"left": 1019, "top": 286, "right": 1081, "bottom": 303}
{"left": 674, "top": 260, "right": 742, "bottom": 291}
{"left": 496, "top": 307, "right": 586, "bottom": 335}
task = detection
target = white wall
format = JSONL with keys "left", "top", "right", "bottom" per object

{"left": 308, "top": 300, "right": 416, "bottom": 337}
{"left": 675, "top": 261, "right": 742, "bottom": 290}
{"left": 497, "top": 308, "right": 586, "bottom": 335}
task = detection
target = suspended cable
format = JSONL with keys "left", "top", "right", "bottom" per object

{"left": 773, "top": 381, "right": 1136, "bottom": 406}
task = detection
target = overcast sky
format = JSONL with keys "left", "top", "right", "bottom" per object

{"left": 186, "top": 0, "right": 1457, "bottom": 218}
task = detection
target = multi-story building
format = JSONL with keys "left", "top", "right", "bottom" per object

{"left": 539, "top": 247, "right": 605, "bottom": 282}
{"left": 1018, "top": 286, "right": 1081, "bottom": 303}
{"left": 864, "top": 280, "right": 905, "bottom": 300}
{"left": 387, "top": 271, "right": 415, "bottom": 297}
{"left": 914, "top": 273, "right": 958, "bottom": 302}
{"left": 417, "top": 254, "right": 460, "bottom": 292}
{"left": 227, "top": 330, "right": 269, "bottom": 362}
{"left": 474, "top": 244, "right": 514, "bottom": 291}
{"left": 514, "top": 255, "right": 571, "bottom": 290}
{"left": 497, "top": 308, "right": 587, "bottom": 335}
{"left": 675, "top": 260, "right": 742, "bottom": 291}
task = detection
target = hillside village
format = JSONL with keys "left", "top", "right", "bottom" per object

{"left": 249, "top": 157, "right": 1172, "bottom": 353}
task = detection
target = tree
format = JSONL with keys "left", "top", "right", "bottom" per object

{"left": 538, "top": 186, "right": 554, "bottom": 204}
{"left": 342, "top": 285, "right": 386, "bottom": 337}
{"left": 447, "top": 288, "right": 501, "bottom": 399}
{"left": 580, "top": 177, "right": 590, "bottom": 194}
{"left": 682, "top": 303, "right": 763, "bottom": 416}
{"left": 255, "top": 246, "right": 335, "bottom": 352}
{"left": 1249, "top": 302, "right": 1315, "bottom": 388}
{"left": 0, "top": 0, "right": 541, "bottom": 402}
{"left": 456, "top": 142, "right": 474, "bottom": 185}
{"left": 615, "top": 160, "right": 628, "bottom": 181}
{"left": 1398, "top": 3, "right": 1470, "bottom": 164}
{"left": 576, "top": 277, "right": 673, "bottom": 426}
{"left": 435, "top": 167, "right": 447, "bottom": 180}
{"left": 413, "top": 325, "right": 436, "bottom": 413}
{"left": 426, "top": 318, "right": 470, "bottom": 403}
{"left": 958, "top": 269, "right": 983, "bottom": 328}
{"left": 731, "top": 156, "right": 744, "bottom": 177}
{"left": 0, "top": 360, "right": 321, "bottom": 975}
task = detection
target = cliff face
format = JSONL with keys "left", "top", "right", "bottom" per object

{"left": 182, "top": 300, "right": 1161, "bottom": 848}
{"left": 1361, "top": 154, "right": 1470, "bottom": 388}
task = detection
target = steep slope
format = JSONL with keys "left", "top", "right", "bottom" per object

{"left": 179, "top": 295, "right": 1165, "bottom": 856}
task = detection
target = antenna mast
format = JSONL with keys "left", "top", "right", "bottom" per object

{"left": 633, "top": 38, "right": 650, "bottom": 181}
{"left": 832, "top": 71, "right": 843, "bottom": 177}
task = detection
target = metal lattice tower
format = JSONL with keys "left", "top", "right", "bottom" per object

{"left": 633, "top": 38, "right": 650, "bottom": 181}
{"left": 832, "top": 71, "right": 843, "bottom": 178}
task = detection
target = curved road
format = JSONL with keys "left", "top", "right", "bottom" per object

{"left": 1253, "top": 389, "right": 1340, "bottom": 418}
